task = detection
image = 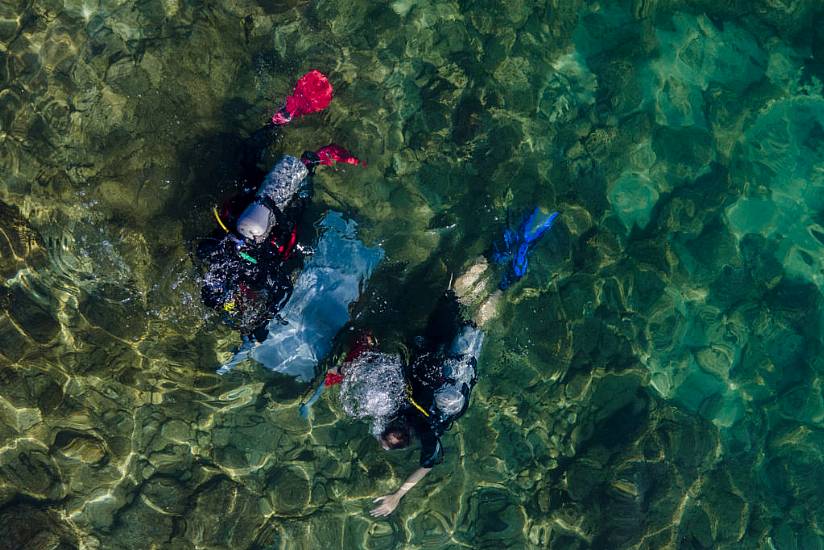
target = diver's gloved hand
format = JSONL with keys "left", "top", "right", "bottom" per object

{"left": 272, "top": 70, "right": 334, "bottom": 125}
{"left": 493, "top": 207, "right": 559, "bottom": 290}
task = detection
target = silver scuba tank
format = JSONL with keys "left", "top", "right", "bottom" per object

{"left": 434, "top": 325, "right": 484, "bottom": 417}
{"left": 236, "top": 155, "right": 309, "bottom": 242}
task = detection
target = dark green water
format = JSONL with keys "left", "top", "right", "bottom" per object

{"left": 2, "top": 0, "right": 824, "bottom": 548}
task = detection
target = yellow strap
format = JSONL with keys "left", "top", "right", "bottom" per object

{"left": 213, "top": 207, "right": 230, "bottom": 233}
{"left": 406, "top": 384, "right": 430, "bottom": 417}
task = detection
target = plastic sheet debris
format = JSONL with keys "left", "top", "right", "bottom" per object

{"left": 218, "top": 211, "right": 383, "bottom": 379}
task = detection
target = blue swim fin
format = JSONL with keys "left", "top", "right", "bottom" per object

{"left": 521, "top": 208, "right": 559, "bottom": 244}
{"left": 512, "top": 242, "right": 530, "bottom": 278}
{"left": 498, "top": 207, "right": 560, "bottom": 289}
{"left": 492, "top": 228, "right": 518, "bottom": 264}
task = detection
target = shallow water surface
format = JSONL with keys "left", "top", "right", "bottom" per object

{"left": 2, "top": 0, "right": 824, "bottom": 548}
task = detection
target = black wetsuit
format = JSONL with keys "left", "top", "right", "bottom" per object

{"left": 196, "top": 176, "right": 311, "bottom": 342}
{"left": 402, "top": 291, "right": 478, "bottom": 468}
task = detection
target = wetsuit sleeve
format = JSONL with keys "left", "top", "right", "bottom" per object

{"left": 418, "top": 426, "right": 443, "bottom": 468}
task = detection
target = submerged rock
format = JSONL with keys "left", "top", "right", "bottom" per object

{"left": 0, "top": 503, "right": 79, "bottom": 550}
{"left": 54, "top": 430, "right": 107, "bottom": 464}
{"left": 0, "top": 441, "right": 65, "bottom": 501}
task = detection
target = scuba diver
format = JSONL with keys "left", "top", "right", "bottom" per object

{"left": 368, "top": 289, "right": 483, "bottom": 517}
{"left": 300, "top": 206, "right": 560, "bottom": 516}
{"left": 196, "top": 71, "right": 361, "bottom": 355}
{"left": 198, "top": 146, "right": 360, "bottom": 341}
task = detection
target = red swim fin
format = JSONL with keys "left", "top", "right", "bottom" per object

{"left": 315, "top": 144, "right": 365, "bottom": 167}
{"left": 272, "top": 70, "right": 334, "bottom": 125}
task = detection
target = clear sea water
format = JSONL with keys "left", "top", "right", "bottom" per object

{"left": 2, "top": 0, "right": 824, "bottom": 548}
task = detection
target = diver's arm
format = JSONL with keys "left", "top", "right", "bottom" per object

{"left": 370, "top": 467, "right": 432, "bottom": 517}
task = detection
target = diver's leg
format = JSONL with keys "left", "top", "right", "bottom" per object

{"left": 452, "top": 256, "right": 501, "bottom": 328}
{"left": 453, "top": 256, "right": 489, "bottom": 302}
{"left": 422, "top": 290, "right": 463, "bottom": 349}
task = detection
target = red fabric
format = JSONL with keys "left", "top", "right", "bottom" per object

{"left": 272, "top": 70, "right": 334, "bottom": 125}
{"left": 279, "top": 227, "right": 298, "bottom": 260}
{"left": 343, "top": 331, "right": 375, "bottom": 363}
{"left": 271, "top": 227, "right": 299, "bottom": 259}
{"left": 315, "top": 144, "right": 364, "bottom": 167}
{"left": 325, "top": 332, "right": 375, "bottom": 387}
{"left": 237, "top": 283, "right": 258, "bottom": 300}
{"left": 272, "top": 108, "right": 292, "bottom": 125}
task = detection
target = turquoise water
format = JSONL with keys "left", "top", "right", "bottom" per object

{"left": 2, "top": 0, "right": 824, "bottom": 548}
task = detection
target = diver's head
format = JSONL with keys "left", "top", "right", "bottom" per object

{"left": 236, "top": 202, "right": 275, "bottom": 243}
{"left": 379, "top": 419, "right": 411, "bottom": 451}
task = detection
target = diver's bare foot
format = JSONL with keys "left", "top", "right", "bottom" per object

{"left": 454, "top": 257, "right": 489, "bottom": 305}
{"left": 476, "top": 289, "right": 502, "bottom": 328}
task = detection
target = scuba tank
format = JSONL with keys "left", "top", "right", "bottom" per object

{"left": 433, "top": 325, "right": 483, "bottom": 416}
{"left": 236, "top": 155, "right": 309, "bottom": 243}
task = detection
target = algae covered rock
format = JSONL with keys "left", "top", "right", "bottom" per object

{"left": 644, "top": 13, "right": 766, "bottom": 128}
{"left": 0, "top": 503, "right": 79, "bottom": 550}
{"left": 607, "top": 171, "right": 660, "bottom": 230}
{"left": 186, "top": 477, "right": 261, "bottom": 547}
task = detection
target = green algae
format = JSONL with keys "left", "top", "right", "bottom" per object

{"left": 1, "top": 0, "right": 824, "bottom": 548}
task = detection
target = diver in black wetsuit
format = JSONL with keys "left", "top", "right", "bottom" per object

{"left": 196, "top": 69, "right": 363, "bottom": 348}
{"left": 197, "top": 151, "right": 317, "bottom": 342}
{"left": 197, "top": 145, "right": 361, "bottom": 344}
{"left": 300, "top": 204, "right": 560, "bottom": 515}
{"left": 311, "top": 288, "right": 483, "bottom": 516}
{"left": 369, "top": 289, "right": 483, "bottom": 516}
